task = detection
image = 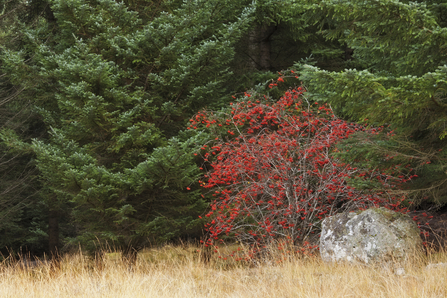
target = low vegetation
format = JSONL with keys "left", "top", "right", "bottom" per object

{"left": 1, "top": 244, "right": 446, "bottom": 298}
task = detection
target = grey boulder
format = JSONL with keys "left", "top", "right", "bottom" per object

{"left": 320, "top": 207, "right": 422, "bottom": 264}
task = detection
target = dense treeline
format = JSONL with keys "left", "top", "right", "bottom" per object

{"left": 0, "top": 0, "right": 445, "bottom": 258}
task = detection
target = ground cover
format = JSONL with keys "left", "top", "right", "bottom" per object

{"left": 1, "top": 244, "right": 446, "bottom": 298}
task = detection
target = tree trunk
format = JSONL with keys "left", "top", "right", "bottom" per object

{"left": 259, "top": 25, "right": 275, "bottom": 71}
{"left": 246, "top": 25, "right": 276, "bottom": 71}
{"left": 48, "top": 208, "right": 59, "bottom": 258}
{"left": 247, "top": 27, "right": 260, "bottom": 70}
{"left": 345, "top": 46, "right": 354, "bottom": 60}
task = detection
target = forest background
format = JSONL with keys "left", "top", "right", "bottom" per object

{"left": 0, "top": 0, "right": 446, "bottom": 260}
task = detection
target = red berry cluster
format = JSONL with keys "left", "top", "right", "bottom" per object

{"left": 190, "top": 86, "right": 412, "bottom": 252}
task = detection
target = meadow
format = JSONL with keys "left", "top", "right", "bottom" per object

{"left": 1, "top": 244, "right": 446, "bottom": 298}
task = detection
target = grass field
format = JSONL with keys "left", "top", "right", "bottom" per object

{"left": 1, "top": 245, "right": 446, "bottom": 298}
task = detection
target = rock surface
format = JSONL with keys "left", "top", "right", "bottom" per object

{"left": 320, "top": 207, "right": 422, "bottom": 263}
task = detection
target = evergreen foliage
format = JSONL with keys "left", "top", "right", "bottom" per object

{"left": 0, "top": 0, "right": 254, "bottom": 254}
{"left": 293, "top": 0, "right": 447, "bottom": 206}
{"left": 0, "top": 0, "right": 57, "bottom": 256}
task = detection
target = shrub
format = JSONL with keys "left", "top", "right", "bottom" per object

{"left": 190, "top": 84, "right": 409, "bottom": 249}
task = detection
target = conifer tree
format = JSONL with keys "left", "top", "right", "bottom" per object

{"left": 291, "top": 0, "right": 447, "bottom": 206}
{"left": 0, "top": 0, "right": 254, "bottom": 255}
{"left": 0, "top": 0, "right": 60, "bottom": 256}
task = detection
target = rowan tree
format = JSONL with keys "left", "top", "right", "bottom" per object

{"left": 191, "top": 80, "right": 411, "bottom": 249}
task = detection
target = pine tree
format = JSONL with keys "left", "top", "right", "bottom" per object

{"left": 291, "top": 0, "right": 447, "bottom": 206}
{"left": 0, "top": 0, "right": 254, "bottom": 256}
{"left": 0, "top": 0, "right": 61, "bottom": 257}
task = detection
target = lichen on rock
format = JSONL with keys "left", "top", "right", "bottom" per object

{"left": 320, "top": 207, "right": 423, "bottom": 264}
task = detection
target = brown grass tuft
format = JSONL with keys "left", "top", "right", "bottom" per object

{"left": 0, "top": 244, "right": 446, "bottom": 297}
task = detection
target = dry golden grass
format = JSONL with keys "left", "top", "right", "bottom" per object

{"left": 1, "top": 245, "right": 447, "bottom": 298}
